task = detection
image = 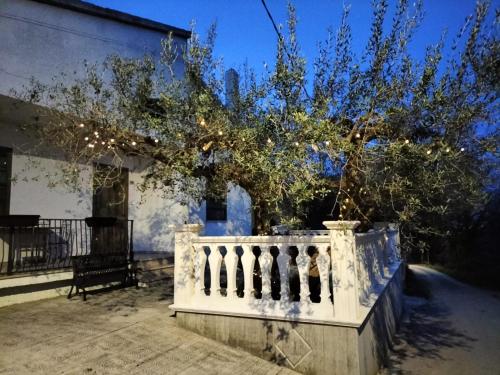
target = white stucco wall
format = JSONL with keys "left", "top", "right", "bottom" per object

{"left": 6, "top": 154, "right": 252, "bottom": 252}
{"left": 9, "top": 154, "right": 93, "bottom": 219}
{"left": 128, "top": 169, "right": 189, "bottom": 253}
{"left": 189, "top": 184, "right": 253, "bottom": 236}
{"left": 0, "top": 0, "right": 187, "bottom": 97}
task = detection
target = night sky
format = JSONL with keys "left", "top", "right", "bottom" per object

{"left": 87, "top": 0, "right": 497, "bottom": 82}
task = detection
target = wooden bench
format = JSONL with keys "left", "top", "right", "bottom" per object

{"left": 67, "top": 254, "right": 135, "bottom": 301}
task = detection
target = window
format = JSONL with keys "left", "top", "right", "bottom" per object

{"left": 206, "top": 197, "right": 227, "bottom": 221}
{"left": 0, "top": 147, "right": 12, "bottom": 215}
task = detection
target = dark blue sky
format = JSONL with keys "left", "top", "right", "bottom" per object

{"left": 88, "top": 0, "right": 496, "bottom": 79}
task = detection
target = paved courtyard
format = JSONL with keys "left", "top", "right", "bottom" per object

{"left": 0, "top": 283, "right": 296, "bottom": 375}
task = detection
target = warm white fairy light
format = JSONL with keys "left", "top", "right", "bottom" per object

{"left": 267, "top": 138, "right": 272, "bottom": 144}
{"left": 345, "top": 198, "right": 349, "bottom": 203}
{"left": 426, "top": 149, "right": 432, "bottom": 155}
{"left": 110, "top": 138, "right": 115, "bottom": 143}
{"left": 342, "top": 204, "right": 347, "bottom": 209}
{"left": 294, "top": 141, "right": 299, "bottom": 147}
{"left": 460, "top": 147, "right": 465, "bottom": 152}
{"left": 87, "top": 143, "right": 94, "bottom": 148}
{"left": 355, "top": 133, "right": 361, "bottom": 139}
{"left": 218, "top": 130, "right": 223, "bottom": 136}
{"left": 154, "top": 139, "right": 159, "bottom": 143}
{"left": 200, "top": 119, "right": 206, "bottom": 127}
{"left": 405, "top": 139, "right": 410, "bottom": 144}
{"left": 79, "top": 123, "right": 84, "bottom": 128}
{"left": 84, "top": 137, "right": 89, "bottom": 141}
{"left": 131, "top": 141, "right": 137, "bottom": 146}
{"left": 325, "top": 141, "right": 330, "bottom": 146}
{"left": 242, "top": 137, "right": 246, "bottom": 142}
{"left": 446, "top": 147, "right": 450, "bottom": 153}
{"left": 101, "top": 141, "right": 105, "bottom": 145}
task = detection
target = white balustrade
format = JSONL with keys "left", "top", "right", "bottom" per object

{"left": 170, "top": 221, "right": 402, "bottom": 326}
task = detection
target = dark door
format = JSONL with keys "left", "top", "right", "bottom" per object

{"left": 92, "top": 165, "right": 129, "bottom": 254}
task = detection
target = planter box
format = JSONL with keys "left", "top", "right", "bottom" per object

{"left": 85, "top": 217, "right": 117, "bottom": 228}
{"left": 0, "top": 215, "right": 40, "bottom": 227}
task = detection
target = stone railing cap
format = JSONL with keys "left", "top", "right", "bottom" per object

{"left": 322, "top": 220, "right": 361, "bottom": 230}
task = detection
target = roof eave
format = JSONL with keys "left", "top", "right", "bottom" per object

{"left": 30, "top": 0, "right": 191, "bottom": 39}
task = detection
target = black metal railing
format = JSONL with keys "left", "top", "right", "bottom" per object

{"left": 0, "top": 218, "right": 134, "bottom": 275}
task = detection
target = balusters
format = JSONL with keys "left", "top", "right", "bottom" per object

{"left": 194, "top": 245, "right": 208, "bottom": 297}
{"left": 224, "top": 246, "right": 238, "bottom": 299}
{"left": 241, "top": 245, "right": 255, "bottom": 299}
{"left": 192, "top": 241, "right": 333, "bottom": 306}
{"left": 276, "top": 246, "right": 291, "bottom": 301}
{"left": 259, "top": 246, "right": 273, "bottom": 300}
{"left": 296, "top": 245, "right": 311, "bottom": 303}
{"left": 316, "top": 245, "right": 332, "bottom": 305}
{"left": 208, "top": 245, "right": 223, "bottom": 297}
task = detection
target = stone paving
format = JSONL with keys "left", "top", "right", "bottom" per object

{"left": 0, "top": 283, "right": 297, "bottom": 375}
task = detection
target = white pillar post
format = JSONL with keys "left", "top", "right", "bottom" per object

{"left": 171, "top": 223, "right": 204, "bottom": 307}
{"left": 323, "top": 220, "right": 361, "bottom": 322}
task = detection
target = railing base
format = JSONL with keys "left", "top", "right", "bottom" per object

{"left": 174, "top": 264, "right": 404, "bottom": 375}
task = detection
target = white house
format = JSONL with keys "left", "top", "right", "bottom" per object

{"left": 0, "top": 0, "right": 253, "bottom": 263}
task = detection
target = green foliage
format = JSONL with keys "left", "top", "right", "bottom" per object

{"left": 18, "top": 0, "right": 498, "bottom": 254}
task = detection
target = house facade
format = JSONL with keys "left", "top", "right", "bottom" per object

{"left": 0, "top": 0, "right": 253, "bottom": 260}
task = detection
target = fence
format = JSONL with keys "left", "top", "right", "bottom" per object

{"left": 170, "top": 221, "right": 401, "bottom": 325}
{"left": 0, "top": 218, "right": 134, "bottom": 275}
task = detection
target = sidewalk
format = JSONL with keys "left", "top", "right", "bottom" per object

{"left": 0, "top": 282, "right": 297, "bottom": 375}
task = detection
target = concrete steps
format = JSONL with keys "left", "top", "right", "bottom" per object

{"left": 135, "top": 253, "right": 174, "bottom": 288}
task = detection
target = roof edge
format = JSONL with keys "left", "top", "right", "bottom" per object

{"left": 30, "top": 0, "right": 191, "bottom": 39}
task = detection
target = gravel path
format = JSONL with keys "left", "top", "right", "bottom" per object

{"left": 0, "top": 284, "right": 297, "bottom": 375}
{"left": 385, "top": 265, "right": 500, "bottom": 375}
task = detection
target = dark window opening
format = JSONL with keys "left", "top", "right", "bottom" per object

{"left": 0, "top": 147, "right": 12, "bottom": 216}
{"left": 206, "top": 197, "right": 227, "bottom": 221}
